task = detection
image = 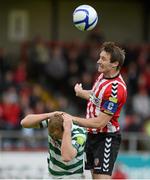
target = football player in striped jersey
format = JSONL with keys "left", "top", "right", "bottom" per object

{"left": 21, "top": 113, "right": 87, "bottom": 179}
{"left": 63, "top": 42, "right": 127, "bottom": 179}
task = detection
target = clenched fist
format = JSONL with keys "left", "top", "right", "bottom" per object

{"left": 74, "top": 83, "right": 83, "bottom": 97}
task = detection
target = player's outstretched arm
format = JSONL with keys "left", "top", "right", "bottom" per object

{"left": 21, "top": 112, "right": 58, "bottom": 128}
{"left": 63, "top": 112, "right": 112, "bottom": 129}
{"left": 74, "top": 83, "right": 92, "bottom": 100}
{"left": 61, "top": 118, "right": 77, "bottom": 162}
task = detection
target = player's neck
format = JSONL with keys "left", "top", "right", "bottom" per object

{"left": 103, "top": 70, "right": 120, "bottom": 79}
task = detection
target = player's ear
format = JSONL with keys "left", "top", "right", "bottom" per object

{"left": 112, "top": 61, "right": 119, "bottom": 69}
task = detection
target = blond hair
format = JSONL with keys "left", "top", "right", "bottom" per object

{"left": 48, "top": 113, "right": 64, "bottom": 140}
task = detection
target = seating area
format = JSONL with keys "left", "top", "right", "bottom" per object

{"left": 0, "top": 39, "right": 150, "bottom": 134}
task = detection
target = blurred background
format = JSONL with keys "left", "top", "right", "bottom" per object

{"left": 0, "top": 0, "right": 150, "bottom": 179}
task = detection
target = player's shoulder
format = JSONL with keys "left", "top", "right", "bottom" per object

{"left": 72, "top": 123, "right": 87, "bottom": 135}
{"left": 104, "top": 81, "right": 126, "bottom": 94}
{"left": 105, "top": 75, "right": 126, "bottom": 92}
{"left": 116, "top": 74, "right": 127, "bottom": 88}
{"left": 103, "top": 75, "right": 127, "bottom": 102}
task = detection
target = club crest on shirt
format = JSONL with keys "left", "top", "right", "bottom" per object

{"left": 94, "top": 158, "right": 100, "bottom": 166}
{"left": 89, "top": 93, "right": 101, "bottom": 107}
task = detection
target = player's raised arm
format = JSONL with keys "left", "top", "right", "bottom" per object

{"left": 61, "top": 118, "right": 77, "bottom": 162}
{"left": 74, "top": 83, "right": 92, "bottom": 100}
{"left": 21, "top": 112, "right": 58, "bottom": 128}
{"left": 63, "top": 112, "right": 112, "bottom": 129}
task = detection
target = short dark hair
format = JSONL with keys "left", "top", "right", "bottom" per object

{"left": 48, "top": 113, "right": 64, "bottom": 140}
{"left": 100, "top": 42, "right": 125, "bottom": 70}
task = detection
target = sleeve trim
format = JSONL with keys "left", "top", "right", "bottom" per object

{"left": 39, "top": 119, "right": 48, "bottom": 128}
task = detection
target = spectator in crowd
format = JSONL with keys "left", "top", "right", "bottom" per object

{"left": 45, "top": 45, "right": 68, "bottom": 90}
{"left": 132, "top": 87, "right": 150, "bottom": 120}
{"left": 27, "top": 36, "right": 50, "bottom": 81}
{"left": 1, "top": 86, "right": 21, "bottom": 130}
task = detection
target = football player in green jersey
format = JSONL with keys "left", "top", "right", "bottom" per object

{"left": 21, "top": 112, "right": 87, "bottom": 179}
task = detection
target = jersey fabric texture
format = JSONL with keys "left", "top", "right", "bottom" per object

{"left": 40, "top": 121, "right": 87, "bottom": 179}
{"left": 87, "top": 73, "right": 127, "bottom": 133}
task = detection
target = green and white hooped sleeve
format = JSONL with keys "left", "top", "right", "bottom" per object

{"left": 39, "top": 119, "right": 48, "bottom": 128}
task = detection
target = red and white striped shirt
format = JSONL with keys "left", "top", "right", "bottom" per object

{"left": 86, "top": 73, "right": 127, "bottom": 133}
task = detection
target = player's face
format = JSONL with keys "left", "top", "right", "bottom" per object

{"left": 97, "top": 51, "right": 114, "bottom": 74}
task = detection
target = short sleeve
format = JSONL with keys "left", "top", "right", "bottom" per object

{"left": 100, "top": 82, "right": 120, "bottom": 115}
{"left": 71, "top": 127, "right": 87, "bottom": 152}
{"left": 39, "top": 119, "right": 48, "bottom": 128}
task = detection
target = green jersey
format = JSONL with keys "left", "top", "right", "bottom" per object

{"left": 40, "top": 120, "right": 87, "bottom": 178}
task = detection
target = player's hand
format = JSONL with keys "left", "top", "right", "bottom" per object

{"left": 62, "top": 113, "right": 73, "bottom": 120}
{"left": 47, "top": 111, "right": 63, "bottom": 119}
{"left": 63, "top": 117, "right": 72, "bottom": 131}
{"left": 74, "top": 83, "right": 83, "bottom": 96}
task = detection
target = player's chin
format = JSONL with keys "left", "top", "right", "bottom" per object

{"left": 98, "top": 66, "right": 103, "bottom": 73}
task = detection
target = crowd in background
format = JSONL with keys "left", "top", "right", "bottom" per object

{"left": 0, "top": 32, "right": 150, "bottom": 141}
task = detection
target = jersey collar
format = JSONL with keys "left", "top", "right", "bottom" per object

{"left": 103, "top": 73, "right": 120, "bottom": 79}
